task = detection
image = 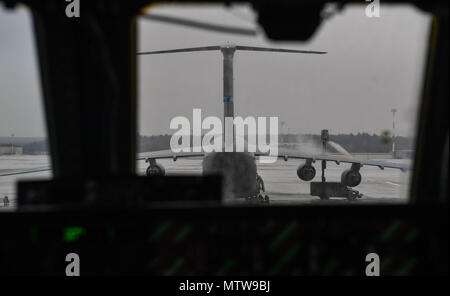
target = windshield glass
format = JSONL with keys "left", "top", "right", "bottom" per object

{"left": 0, "top": 3, "right": 430, "bottom": 209}
{"left": 136, "top": 3, "right": 430, "bottom": 204}
{"left": 0, "top": 5, "right": 51, "bottom": 211}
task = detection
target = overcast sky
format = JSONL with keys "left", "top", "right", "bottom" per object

{"left": 0, "top": 3, "right": 430, "bottom": 138}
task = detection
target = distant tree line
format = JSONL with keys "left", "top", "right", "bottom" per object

{"left": 22, "top": 141, "right": 49, "bottom": 154}
{"left": 138, "top": 134, "right": 172, "bottom": 152}
{"left": 138, "top": 133, "right": 413, "bottom": 153}
{"left": 288, "top": 133, "right": 413, "bottom": 153}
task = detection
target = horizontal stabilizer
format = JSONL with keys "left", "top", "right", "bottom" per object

{"left": 137, "top": 46, "right": 220, "bottom": 55}
{"left": 138, "top": 44, "right": 326, "bottom": 55}
{"left": 236, "top": 45, "right": 326, "bottom": 54}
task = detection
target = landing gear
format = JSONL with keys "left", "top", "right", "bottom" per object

{"left": 256, "top": 174, "right": 270, "bottom": 203}
{"left": 245, "top": 194, "right": 270, "bottom": 204}
{"left": 3, "top": 196, "right": 9, "bottom": 207}
{"left": 246, "top": 174, "right": 270, "bottom": 204}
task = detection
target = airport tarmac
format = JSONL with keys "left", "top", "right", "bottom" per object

{"left": 0, "top": 154, "right": 411, "bottom": 210}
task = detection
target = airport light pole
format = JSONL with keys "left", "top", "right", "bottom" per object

{"left": 280, "top": 121, "right": 285, "bottom": 143}
{"left": 391, "top": 109, "right": 397, "bottom": 159}
{"left": 321, "top": 129, "right": 329, "bottom": 182}
{"left": 10, "top": 133, "right": 14, "bottom": 155}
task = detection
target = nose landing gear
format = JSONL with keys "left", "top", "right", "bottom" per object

{"left": 245, "top": 174, "right": 270, "bottom": 204}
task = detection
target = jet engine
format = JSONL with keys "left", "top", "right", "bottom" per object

{"left": 297, "top": 164, "right": 316, "bottom": 181}
{"left": 146, "top": 159, "right": 166, "bottom": 176}
{"left": 341, "top": 164, "right": 362, "bottom": 187}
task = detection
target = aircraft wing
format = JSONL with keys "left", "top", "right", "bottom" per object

{"left": 0, "top": 150, "right": 204, "bottom": 177}
{"left": 137, "top": 150, "right": 205, "bottom": 161}
{"left": 255, "top": 148, "right": 410, "bottom": 172}
{"left": 1, "top": 148, "right": 409, "bottom": 177}
{"left": 0, "top": 166, "right": 52, "bottom": 177}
